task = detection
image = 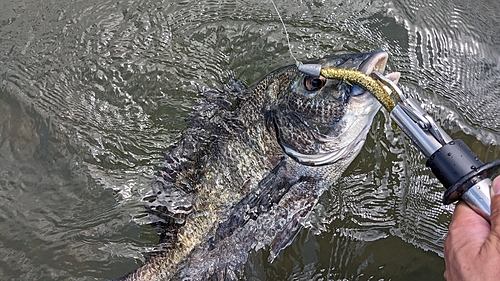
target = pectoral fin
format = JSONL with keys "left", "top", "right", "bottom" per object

{"left": 174, "top": 157, "right": 327, "bottom": 280}
{"left": 212, "top": 157, "right": 299, "bottom": 245}
{"left": 268, "top": 200, "right": 311, "bottom": 262}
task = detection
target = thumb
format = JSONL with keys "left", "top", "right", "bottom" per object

{"left": 491, "top": 176, "right": 500, "bottom": 197}
{"left": 489, "top": 176, "right": 500, "bottom": 237}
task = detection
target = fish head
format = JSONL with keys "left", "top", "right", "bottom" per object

{"left": 265, "top": 50, "right": 400, "bottom": 166}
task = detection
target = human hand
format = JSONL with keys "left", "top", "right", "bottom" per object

{"left": 444, "top": 177, "right": 500, "bottom": 281}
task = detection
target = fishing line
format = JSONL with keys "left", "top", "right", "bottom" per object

{"left": 268, "top": 0, "right": 323, "bottom": 76}
{"left": 269, "top": 0, "right": 303, "bottom": 68}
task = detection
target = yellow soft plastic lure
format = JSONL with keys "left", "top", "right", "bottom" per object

{"left": 320, "top": 68, "right": 395, "bottom": 112}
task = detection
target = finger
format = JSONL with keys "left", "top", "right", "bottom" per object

{"left": 488, "top": 177, "right": 500, "bottom": 239}
{"left": 449, "top": 200, "right": 490, "bottom": 245}
{"left": 491, "top": 176, "right": 500, "bottom": 197}
{"left": 451, "top": 200, "right": 483, "bottom": 226}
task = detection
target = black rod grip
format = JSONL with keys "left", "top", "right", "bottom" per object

{"left": 426, "top": 140, "right": 483, "bottom": 189}
{"left": 426, "top": 139, "right": 500, "bottom": 204}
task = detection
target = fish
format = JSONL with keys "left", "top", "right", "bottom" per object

{"left": 118, "top": 49, "right": 400, "bottom": 280}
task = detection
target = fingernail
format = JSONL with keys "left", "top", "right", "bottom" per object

{"left": 491, "top": 177, "right": 500, "bottom": 196}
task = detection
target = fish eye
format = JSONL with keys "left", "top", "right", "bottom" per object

{"left": 303, "top": 76, "right": 326, "bottom": 91}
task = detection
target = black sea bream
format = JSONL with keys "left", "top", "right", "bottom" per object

{"left": 120, "top": 50, "right": 400, "bottom": 280}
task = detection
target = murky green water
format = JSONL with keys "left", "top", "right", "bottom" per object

{"left": 0, "top": 0, "right": 499, "bottom": 280}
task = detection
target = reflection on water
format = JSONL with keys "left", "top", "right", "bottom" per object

{"left": 0, "top": 0, "right": 498, "bottom": 279}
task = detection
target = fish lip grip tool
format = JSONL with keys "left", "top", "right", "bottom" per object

{"left": 298, "top": 63, "right": 500, "bottom": 222}
{"left": 370, "top": 72, "right": 500, "bottom": 222}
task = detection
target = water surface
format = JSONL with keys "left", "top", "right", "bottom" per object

{"left": 0, "top": 0, "right": 499, "bottom": 280}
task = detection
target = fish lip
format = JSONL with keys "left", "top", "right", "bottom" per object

{"left": 358, "top": 49, "right": 389, "bottom": 75}
{"left": 356, "top": 49, "right": 400, "bottom": 90}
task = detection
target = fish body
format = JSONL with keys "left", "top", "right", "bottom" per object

{"left": 120, "top": 50, "right": 399, "bottom": 280}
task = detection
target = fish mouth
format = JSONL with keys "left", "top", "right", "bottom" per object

{"left": 358, "top": 49, "right": 400, "bottom": 84}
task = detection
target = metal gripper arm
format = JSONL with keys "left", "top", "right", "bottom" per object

{"left": 371, "top": 72, "right": 500, "bottom": 223}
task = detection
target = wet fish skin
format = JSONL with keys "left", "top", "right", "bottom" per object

{"left": 120, "top": 50, "right": 390, "bottom": 280}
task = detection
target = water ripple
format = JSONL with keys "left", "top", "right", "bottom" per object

{"left": 389, "top": 0, "right": 500, "bottom": 139}
{"left": 0, "top": 0, "right": 498, "bottom": 279}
